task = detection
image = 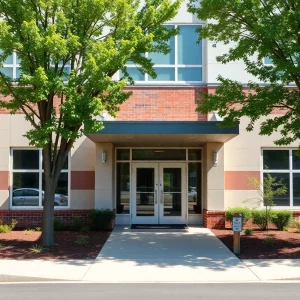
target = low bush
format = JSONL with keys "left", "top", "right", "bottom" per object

{"left": 225, "top": 207, "right": 252, "bottom": 224}
{"left": 293, "top": 219, "right": 300, "bottom": 231}
{"left": 244, "top": 228, "right": 253, "bottom": 236}
{"left": 72, "top": 216, "right": 81, "bottom": 231}
{"left": 53, "top": 218, "right": 65, "bottom": 231}
{"left": 271, "top": 210, "right": 292, "bottom": 231}
{"left": 29, "top": 244, "right": 45, "bottom": 253}
{"left": 262, "top": 236, "right": 275, "bottom": 247}
{"left": 251, "top": 210, "right": 270, "bottom": 230}
{"left": 0, "top": 219, "right": 18, "bottom": 233}
{"left": 88, "top": 209, "right": 115, "bottom": 230}
{"left": 74, "top": 236, "right": 89, "bottom": 246}
{"left": 80, "top": 226, "right": 90, "bottom": 233}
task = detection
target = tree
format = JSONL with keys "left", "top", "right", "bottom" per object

{"left": 188, "top": 0, "right": 300, "bottom": 146}
{"left": 247, "top": 174, "right": 287, "bottom": 231}
{"left": 0, "top": 0, "right": 182, "bottom": 246}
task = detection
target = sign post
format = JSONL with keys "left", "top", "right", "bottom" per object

{"left": 232, "top": 213, "right": 242, "bottom": 255}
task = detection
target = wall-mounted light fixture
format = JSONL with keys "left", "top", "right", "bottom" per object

{"left": 213, "top": 151, "right": 218, "bottom": 166}
{"left": 102, "top": 151, "right": 107, "bottom": 164}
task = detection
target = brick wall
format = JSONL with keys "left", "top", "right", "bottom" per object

{"left": 0, "top": 210, "right": 93, "bottom": 228}
{"left": 117, "top": 87, "right": 207, "bottom": 121}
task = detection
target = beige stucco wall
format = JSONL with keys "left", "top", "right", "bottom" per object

{"left": 94, "top": 143, "right": 115, "bottom": 210}
{"left": 224, "top": 116, "right": 300, "bottom": 209}
{"left": 203, "top": 142, "right": 224, "bottom": 211}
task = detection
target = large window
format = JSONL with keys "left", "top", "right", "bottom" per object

{"left": 262, "top": 149, "right": 300, "bottom": 207}
{"left": 123, "top": 25, "right": 203, "bottom": 83}
{"left": 11, "top": 149, "right": 69, "bottom": 208}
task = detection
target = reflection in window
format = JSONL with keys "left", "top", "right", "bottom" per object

{"left": 116, "top": 163, "right": 130, "bottom": 214}
{"left": 125, "top": 24, "right": 203, "bottom": 82}
{"left": 11, "top": 149, "right": 69, "bottom": 208}
{"left": 188, "top": 162, "right": 201, "bottom": 214}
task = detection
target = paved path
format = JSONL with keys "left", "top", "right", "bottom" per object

{"left": 82, "top": 226, "right": 259, "bottom": 282}
{"left": 0, "top": 226, "right": 300, "bottom": 282}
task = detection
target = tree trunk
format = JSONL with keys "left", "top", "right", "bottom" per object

{"left": 42, "top": 184, "right": 56, "bottom": 246}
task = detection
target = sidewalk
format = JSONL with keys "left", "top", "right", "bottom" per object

{"left": 0, "top": 226, "right": 299, "bottom": 282}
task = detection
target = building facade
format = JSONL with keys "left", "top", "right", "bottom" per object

{"left": 1, "top": 1, "right": 300, "bottom": 228}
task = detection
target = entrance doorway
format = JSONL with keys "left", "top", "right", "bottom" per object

{"left": 131, "top": 163, "right": 187, "bottom": 224}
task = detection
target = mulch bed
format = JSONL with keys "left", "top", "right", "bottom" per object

{"left": 211, "top": 228, "right": 300, "bottom": 259}
{"left": 0, "top": 229, "right": 112, "bottom": 259}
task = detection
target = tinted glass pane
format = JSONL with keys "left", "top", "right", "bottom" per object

{"left": 0, "top": 67, "right": 13, "bottom": 78}
{"left": 293, "top": 174, "right": 300, "bottom": 206}
{"left": 264, "top": 57, "right": 273, "bottom": 64}
{"left": 116, "top": 163, "right": 130, "bottom": 214}
{"left": 263, "top": 173, "right": 290, "bottom": 206}
{"left": 188, "top": 162, "right": 201, "bottom": 214}
{"left": 292, "top": 150, "right": 300, "bottom": 170}
{"left": 125, "top": 67, "right": 145, "bottom": 81}
{"left": 263, "top": 150, "right": 289, "bottom": 170}
{"left": 42, "top": 173, "right": 68, "bottom": 206}
{"left": 1, "top": 52, "right": 13, "bottom": 64}
{"left": 178, "top": 25, "right": 202, "bottom": 65}
{"left": 117, "top": 149, "right": 130, "bottom": 160}
{"left": 148, "top": 67, "right": 175, "bottom": 81}
{"left": 12, "top": 173, "right": 39, "bottom": 206}
{"left": 148, "top": 27, "right": 175, "bottom": 65}
{"left": 188, "top": 149, "right": 202, "bottom": 161}
{"left": 178, "top": 67, "right": 202, "bottom": 81}
{"left": 136, "top": 168, "right": 155, "bottom": 216}
{"left": 132, "top": 149, "right": 186, "bottom": 160}
{"left": 16, "top": 68, "right": 22, "bottom": 78}
{"left": 13, "top": 150, "right": 39, "bottom": 170}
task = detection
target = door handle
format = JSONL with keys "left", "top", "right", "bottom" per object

{"left": 160, "top": 190, "right": 163, "bottom": 204}
{"left": 155, "top": 190, "right": 158, "bottom": 204}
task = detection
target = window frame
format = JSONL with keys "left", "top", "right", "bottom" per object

{"left": 10, "top": 148, "right": 70, "bottom": 209}
{"left": 121, "top": 23, "right": 204, "bottom": 85}
{"left": 261, "top": 148, "right": 300, "bottom": 208}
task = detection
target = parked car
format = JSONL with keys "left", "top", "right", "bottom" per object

{"left": 12, "top": 188, "right": 68, "bottom": 206}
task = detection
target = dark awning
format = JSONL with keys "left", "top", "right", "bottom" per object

{"left": 86, "top": 121, "right": 239, "bottom": 147}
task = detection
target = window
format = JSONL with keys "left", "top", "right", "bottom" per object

{"left": 0, "top": 51, "right": 71, "bottom": 80}
{"left": 262, "top": 149, "right": 300, "bottom": 207}
{"left": 123, "top": 25, "right": 203, "bottom": 83}
{"left": 11, "top": 149, "right": 69, "bottom": 208}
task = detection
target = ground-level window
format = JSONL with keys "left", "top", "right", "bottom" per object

{"left": 262, "top": 149, "right": 300, "bottom": 207}
{"left": 11, "top": 149, "right": 69, "bottom": 208}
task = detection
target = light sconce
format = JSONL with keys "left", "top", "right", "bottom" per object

{"left": 102, "top": 151, "right": 107, "bottom": 164}
{"left": 213, "top": 151, "right": 218, "bottom": 166}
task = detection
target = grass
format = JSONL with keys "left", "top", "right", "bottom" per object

{"left": 29, "top": 244, "right": 45, "bottom": 254}
{"left": 0, "top": 243, "right": 4, "bottom": 249}
{"left": 0, "top": 219, "right": 18, "bottom": 233}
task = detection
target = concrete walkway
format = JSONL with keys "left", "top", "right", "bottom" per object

{"left": 82, "top": 226, "right": 258, "bottom": 282}
{"left": 0, "top": 226, "right": 300, "bottom": 282}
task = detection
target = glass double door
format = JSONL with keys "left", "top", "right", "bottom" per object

{"left": 132, "top": 163, "right": 186, "bottom": 224}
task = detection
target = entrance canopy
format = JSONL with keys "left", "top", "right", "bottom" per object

{"left": 86, "top": 121, "right": 239, "bottom": 147}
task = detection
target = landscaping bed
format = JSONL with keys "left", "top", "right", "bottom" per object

{"left": 212, "top": 228, "right": 300, "bottom": 259}
{"left": 0, "top": 229, "right": 111, "bottom": 259}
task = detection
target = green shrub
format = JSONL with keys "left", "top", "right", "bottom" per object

{"left": 74, "top": 236, "right": 89, "bottom": 246}
{"left": 244, "top": 228, "right": 253, "bottom": 236}
{"left": 271, "top": 210, "right": 292, "bottom": 231}
{"left": 72, "top": 216, "right": 81, "bottom": 231}
{"left": 293, "top": 219, "right": 300, "bottom": 231}
{"left": 88, "top": 209, "right": 115, "bottom": 230}
{"left": 225, "top": 207, "right": 252, "bottom": 224}
{"left": 0, "top": 219, "right": 18, "bottom": 233}
{"left": 53, "top": 218, "right": 65, "bottom": 231}
{"left": 80, "top": 226, "right": 90, "bottom": 233}
{"left": 262, "top": 236, "right": 275, "bottom": 247}
{"left": 29, "top": 244, "right": 45, "bottom": 253}
{"left": 251, "top": 210, "right": 271, "bottom": 230}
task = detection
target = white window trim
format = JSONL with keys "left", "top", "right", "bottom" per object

{"left": 261, "top": 148, "right": 300, "bottom": 209}
{"left": 10, "top": 148, "right": 70, "bottom": 210}
{"left": 120, "top": 24, "right": 204, "bottom": 85}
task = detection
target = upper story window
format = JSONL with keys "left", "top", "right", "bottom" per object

{"left": 123, "top": 25, "right": 203, "bottom": 84}
{"left": 0, "top": 51, "right": 71, "bottom": 80}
